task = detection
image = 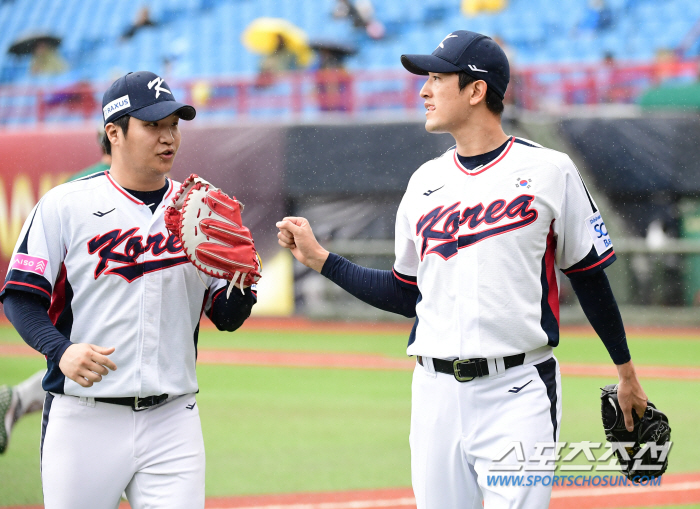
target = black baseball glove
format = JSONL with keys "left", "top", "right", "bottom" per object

{"left": 601, "top": 384, "right": 671, "bottom": 481}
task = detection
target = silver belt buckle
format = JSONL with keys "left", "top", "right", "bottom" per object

{"left": 453, "top": 359, "right": 476, "bottom": 382}
{"left": 133, "top": 396, "right": 145, "bottom": 411}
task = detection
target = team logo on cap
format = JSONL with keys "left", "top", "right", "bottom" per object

{"left": 147, "top": 77, "right": 171, "bottom": 98}
{"left": 438, "top": 33, "right": 458, "bottom": 49}
{"left": 468, "top": 64, "right": 488, "bottom": 73}
{"left": 103, "top": 94, "right": 131, "bottom": 121}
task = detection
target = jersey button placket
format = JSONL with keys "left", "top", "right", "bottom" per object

{"left": 140, "top": 224, "right": 162, "bottom": 395}
{"left": 459, "top": 182, "right": 480, "bottom": 360}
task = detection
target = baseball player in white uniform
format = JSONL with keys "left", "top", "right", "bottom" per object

{"left": 277, "top": 31, "right": 649, "bottom": 508}
{"left": 1, "top": 71, "right": 256, "bottom": 509}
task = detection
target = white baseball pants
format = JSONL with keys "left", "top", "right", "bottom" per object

{"left": 410, "top": 354, "right": 562, "bottom": 509}
{"left": 41, "top": 393, "right": 205, "bottom": 509}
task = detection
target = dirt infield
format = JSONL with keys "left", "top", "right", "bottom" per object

{"left": 6, "top": 472, "right": 696, "bottom": 509}
{"left": 2, "top": 344, "right": 699, "bottom": 381}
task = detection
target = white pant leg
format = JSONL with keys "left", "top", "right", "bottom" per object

{"left": 470, "top": 356, "right": 562, "bottom": 509}
{"left": 125, "top": 394, "right": 205, "bottom": 509}
{"left": 41, "top": 394, "right": 135, "bottom": 509}
{"left": 410, "top": 363, "right": 483, "bottom": 509}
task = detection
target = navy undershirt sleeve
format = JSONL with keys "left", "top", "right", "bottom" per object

{"left": 320, "top": 253, "right": 419, "bottom": 318}
{"left": 207, "top": 284, "right": 257, "bottom": 332}
{"left": 569, "top": 270, "right": 631, "bottom": 365}
{"left": 3, "top": 290, "right": 72, "bottom": 365}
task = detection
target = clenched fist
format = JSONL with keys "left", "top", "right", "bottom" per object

{"left": 276, "top": 216, "right": 329, "bottom": 272}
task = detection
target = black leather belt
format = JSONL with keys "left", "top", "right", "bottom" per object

{"left": 95, "top": 394, "right": 169, "bottom": 411}
{"left": 417, "top": 354, "right": 525, "bottom": 382}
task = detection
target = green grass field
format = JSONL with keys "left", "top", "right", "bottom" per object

{"left": 0, "top": 325, "right": 697, "bottom": 507}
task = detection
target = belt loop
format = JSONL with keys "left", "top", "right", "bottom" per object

{"left": 422, "top": 356, "right": 437, "bottom": 378}
{"left": 79, "top": 397, "right": 96, "bottom": 408}
{"left": 488, "top": 357, "right": 507, "bottom": 379}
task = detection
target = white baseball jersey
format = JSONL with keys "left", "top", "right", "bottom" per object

{"left": 393, "top": 137, "right": 615, "bottom": 360}
{"left": 1, "top": 172, "right": 227, "bottom": 398}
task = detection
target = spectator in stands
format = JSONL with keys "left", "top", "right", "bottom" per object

{"left": 597, "top": 52, "right": 619, "bottom": 103}
{"left": 122, "top": 6, "right": 158, "bottom": 40}
{"left": 653, "top": 48, "right": 680, "bottom": 85}
{"left": 315, "top": 47, "right": 353, "bottom": 112}
{"left": 333, "top": 0, "right": 385, "bottom": 40}
{"left": 461, "top": 0, "right": 507, "bottom": 17}
{"left": 255, "top": 34, "right": 299, "bottom": 87}
{"left": 30, "top": 41, "right": 67, "bottom": 75}
{"left": 578, "top": 0, "right": 614, "bottom": 32}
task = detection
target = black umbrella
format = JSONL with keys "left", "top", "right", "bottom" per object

{"left": 8, "top": 34, "right": 62, "bottom": 56}
{"left": 309, "top": 39, "right": 357, "bottom": 56}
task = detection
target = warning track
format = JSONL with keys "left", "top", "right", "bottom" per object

{"left": 1, "top": 344, "right": 699, "bottom": 380}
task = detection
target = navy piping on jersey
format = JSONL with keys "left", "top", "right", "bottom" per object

{"left": 572, "top": 165, "right": 598, "bottom": 213}
{"left": 0, "top": 207, "right": 51, "bottom": 301}
{"left": 407, "top": 292, "right": 422, "bottom": 348}
{"left": 562, "top": 246, "right": 616, "bottom": 278}
{"left": 513, "top": 138, "right": 540, "bottom": 148}
{"left": 0, "top": 271, "right": 52, "bottom": 302}
{"left": 74, "top": 171, "right": 108, "bottom": 182}
{"left": 40, "top": 392, "right": 54, "bottom": 465}
{"left": 44, "top": 263, "right": 75, "bottom": 393}
{"left": 392, "top": 268, "right": 417, "bottom": 287}
{"left": 17, "top": 207, "right": 38, "bottom": 254}
{"left": 535, "top": 357, "right": 559, "bottom": 443}
{"left": 539, "top": 223, "right": 559, "bottom": 347}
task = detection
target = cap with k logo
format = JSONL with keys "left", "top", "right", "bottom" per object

{"left": 102, "top": 71, "right": 196, "bottom": 126}
{"left": 400, "top": 30, "right": 510, "bottom": 99}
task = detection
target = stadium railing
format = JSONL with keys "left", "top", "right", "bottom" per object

{"left": 0, "top": 59, "right": 698, "bottom": 125}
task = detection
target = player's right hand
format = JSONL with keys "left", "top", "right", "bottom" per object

{"left": 276, "top": 216, "right": 330, "bottom": 273}
{"left": 59, "top": 344, "right": 117, "bottom": 388}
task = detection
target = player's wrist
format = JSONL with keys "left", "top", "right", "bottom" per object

{"left": 615, "top": 360, "right": 637, "bottom": 382}
{"left": 307, "top": 248, "right": 330, "bottom": 273}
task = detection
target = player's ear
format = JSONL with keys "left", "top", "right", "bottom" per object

{"left": 469, "top": 80, "right": 488, "bottom": 106}
{"left": 105, "top": 123, "right": 120, "bottom": 146}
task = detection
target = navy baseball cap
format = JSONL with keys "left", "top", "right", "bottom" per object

{"left": 401, "top": 31, "right": 510, "bottom": 100}
{"left": 102, "top": 71, "right": 196, "bottom": 126}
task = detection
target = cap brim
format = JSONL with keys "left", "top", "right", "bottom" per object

{"left": 130, "top": 101, "right": 196, "bottom": 122}
{"left": 401, "top": 54, "right": 462, "bottom": 75}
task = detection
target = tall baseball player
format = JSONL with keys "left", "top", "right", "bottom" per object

{"left": 277, "top": 31, "right": 649, "bottom": 508}
{"left": 1, "top": 71, "right": 258, "bottom": 509}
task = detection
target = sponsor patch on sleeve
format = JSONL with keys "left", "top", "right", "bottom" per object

{"left": 585, "top": 211, "right": 613, "bottom": 256}
{"left": 10, "top": 254, "right": 48, "bottom": 275}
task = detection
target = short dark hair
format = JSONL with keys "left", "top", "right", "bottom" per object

{"left": 457, "top": 72, "right": 504, "bottom": 116}
{"left": 101, "top": 115, "right": 130, "bottom": 156}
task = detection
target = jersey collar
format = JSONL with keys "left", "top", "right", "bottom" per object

{"left": 105, "top": 171, "right": 174, "bottom": 208}
{"left": 452, "top": 136, "right": 514, "bottom": 176}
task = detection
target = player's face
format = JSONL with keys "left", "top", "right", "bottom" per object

{"left": 420, "top": 72, "right": 473, "bottom": 133}
{"left": 121, "top": 114, "right": 181, "bottom": 177}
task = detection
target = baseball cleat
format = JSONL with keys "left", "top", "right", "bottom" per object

{"left": 0, "top": 385, "right": 20, "bottom": 454}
